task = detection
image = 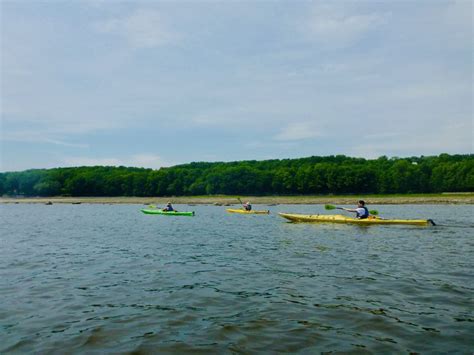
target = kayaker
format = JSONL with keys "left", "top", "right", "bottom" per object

{"left": 342, "top": 200, "right": 369, "bottom": 219}
{"left": 243, "top": 201, "right": 252, "bottom": 211}
{"left": 162, "top": 202, "right": 175, "bottom": 212}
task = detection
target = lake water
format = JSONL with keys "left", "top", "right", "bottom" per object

{"left": 1, "top": 204, "right": 473, "bottom": 353}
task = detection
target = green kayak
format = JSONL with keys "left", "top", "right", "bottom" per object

{"left": 141, "top": 209, "right": 195, "bottom": 216}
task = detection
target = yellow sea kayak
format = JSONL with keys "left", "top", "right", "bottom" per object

{"left": 278, "top": 213, "right": 435, "bottom": 226}
{"left": 226, "top": 209, "right": 270, "bottom": 214}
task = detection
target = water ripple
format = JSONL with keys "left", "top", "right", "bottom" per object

{"left": 0, "top": 204, "right": 473, "bottom": 353}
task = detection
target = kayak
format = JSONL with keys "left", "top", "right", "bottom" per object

{"left": 278, "top": 213, "right": 435, "bottom": 226}
{"left": 226, "top": 208, "right": 270, "bottom": 215}
{"left": 141, "top": 209, "right": 195, "bottom": 216}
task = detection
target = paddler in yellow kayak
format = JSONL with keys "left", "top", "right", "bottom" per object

{"left": 242, "top": 201, "right": 252, "bottom": 211}
{"left": 340, "top": 200, "right": 370, "bottom": 219}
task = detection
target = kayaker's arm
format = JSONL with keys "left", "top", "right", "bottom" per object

{"left": 341, "top": 208, "right": 357, "bottom": 212}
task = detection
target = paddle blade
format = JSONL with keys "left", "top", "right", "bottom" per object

{"left": 369, "top": 210, "right": 379, "bottom": 216}
{"left": 149, "top": 204, "right": 156, "bottom": 209}
{"left": 325, "top": 204, "right": 336, "bottom": 210}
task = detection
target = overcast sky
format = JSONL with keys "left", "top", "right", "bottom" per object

{"left": 1, "top": 0, "right": 472, "bottom": 172}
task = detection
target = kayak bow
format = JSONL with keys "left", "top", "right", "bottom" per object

{"left": 278, "top": 213, "right": 435, "bottom": 226}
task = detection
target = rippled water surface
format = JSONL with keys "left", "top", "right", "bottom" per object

{"left": 1, "top": 203, "right": 473, "bottom": 353}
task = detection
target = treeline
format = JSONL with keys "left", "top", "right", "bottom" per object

{"left": 0, "top": 154, "right": 473, "bottom": 197}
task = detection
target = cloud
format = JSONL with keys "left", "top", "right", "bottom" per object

{"left": 61, "top": 157, "right": 123, "bottom": 167}
{"left": 352, "top": 122, "right": 473, "bottom": 158}
{"left": 60, "top": 154, "right": 174, "bottom": 169}
{"left": 190, "top": 104, "right": 285, "bottom": 128}
{"left": 2, "top": 131, "right": 89, "bottom": 148}
{"left": 95, "top": 9, "right": 180, "bottom": 48}
{"left": 305, "top": 2, "right": 388, "bottom": 48}
{"left": 273, "top": 122, "right": 324, "bottom": 141}
{"left": 1, "top": 113, "right": 124, "bottom": 151}
{"left": 129, "top": 154, "right": 173, "bottom": 169}
{"left": 1, "top": 1, "right": 471, "bottom": 173}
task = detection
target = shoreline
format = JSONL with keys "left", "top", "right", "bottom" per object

{"left": 1, "top": 194, "right": 473, "bottom": 205}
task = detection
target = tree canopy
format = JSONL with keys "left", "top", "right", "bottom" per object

{"left": 1, "top": 154, "right": 472, "bottom": 197}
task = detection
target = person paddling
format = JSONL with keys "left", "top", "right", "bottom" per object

{"left": 341, "top": 200, "right": 369, "bottom": 219}
{"left": 243, "top": 201, "right": 252, "bottom": 211}
{"left": 162, "top": 202, "right": 175, "bottom": 212}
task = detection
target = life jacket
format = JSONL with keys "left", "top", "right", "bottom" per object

{"left": 357, "top": 207, "right": 369, "bottom": 219}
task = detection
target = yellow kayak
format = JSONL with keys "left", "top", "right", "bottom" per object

{"left": 278, "top": 213, "right": 435, "bottom": 226}
{"left": 226, "top": 209, "right": 270, "bottom": 215}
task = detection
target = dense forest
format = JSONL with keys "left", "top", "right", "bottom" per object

{"left": 0, "top": 154, "right": 473, "bottom": 197}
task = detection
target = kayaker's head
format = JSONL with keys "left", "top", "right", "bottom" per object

{"left": 358, "top": 200, "right": 365, "bottom": 207}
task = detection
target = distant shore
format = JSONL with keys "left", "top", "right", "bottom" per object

{"left": 1, "top": 193, "right": 473, "bottom": 205}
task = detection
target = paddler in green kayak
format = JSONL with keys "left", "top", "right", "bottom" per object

{"left": 341, "top": 200, "right": 370, "bottom": 219}
{"left": 162, "top": 202, "right": 176, "bottom": 212}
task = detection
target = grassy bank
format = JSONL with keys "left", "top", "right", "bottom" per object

{"left": 1, "top": 193, "right": 473, "bottom": 205}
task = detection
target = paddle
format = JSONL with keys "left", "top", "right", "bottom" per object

{"left": 325, "top": 204, "right": 343, "bottom": 211}
{"left": 325, "top": 204, "right": 379, "bottom": 216}
{"left": 237, "top": 197, "right": 250, "bottom": 211}
{"left": 149, "top": 202, "right": 173, "bottom": 210}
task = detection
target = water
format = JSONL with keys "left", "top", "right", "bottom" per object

{"left": 1, "top": 204, "right": 473, "bottom": 353}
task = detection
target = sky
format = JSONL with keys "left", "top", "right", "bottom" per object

{"left": 1, "top": 0, "right": 472, "bottom": 172}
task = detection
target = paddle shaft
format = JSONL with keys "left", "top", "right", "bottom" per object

{"left": 325, "top": 204, "right": 378, "bottom": 215}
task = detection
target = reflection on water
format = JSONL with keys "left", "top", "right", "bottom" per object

{"left": 0, "top": 204, "right": 473, "bottom": 353}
